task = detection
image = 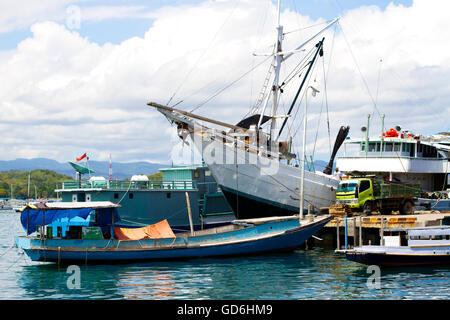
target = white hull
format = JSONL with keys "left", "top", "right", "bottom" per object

{"left": 191, "top": 130, "right": 339, "bottom": 217}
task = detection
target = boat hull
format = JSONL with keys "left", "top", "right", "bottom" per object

{"left": 15, "top": 216, "right": 332, "bottom": 263}
{"left": 346, "top": 251, "right": 450, "bottom": 267}
{"left": 220, "top": 185, "right": 297, "bottom": 218}
{"left": 192, "top": 131, "right": 339, "bottom": 219}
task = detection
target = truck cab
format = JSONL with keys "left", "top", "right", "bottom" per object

{"left": 336, "top": 178, "right": 373, "bottom": 209}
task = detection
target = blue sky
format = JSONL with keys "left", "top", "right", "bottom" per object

{"left": 0, "top": 0, "right": 413, "bottom": 50}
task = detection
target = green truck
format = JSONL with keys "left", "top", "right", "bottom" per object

{"left": 336, "top": 176, "right": 421, "bottom": 215}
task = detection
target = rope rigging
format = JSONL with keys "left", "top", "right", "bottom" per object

{"left": 166, "top": 0, "right": 242, "bottom": 108}
{"left": 337, "top": 21, "right": 383, "bottom": 119}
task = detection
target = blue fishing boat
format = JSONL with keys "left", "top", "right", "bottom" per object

{"left": 15, "top": 201, "right": 332, "bottom": 263}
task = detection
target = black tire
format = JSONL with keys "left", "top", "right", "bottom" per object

{"left": 363, "top": 201, "right": 372, "bottom": 215}
{"left": 399, "top": 200, "right": 414, "bottom": 215}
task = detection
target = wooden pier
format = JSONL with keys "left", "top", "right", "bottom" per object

{"left": 309, "top": 211, "right": 450, "bottom": 249}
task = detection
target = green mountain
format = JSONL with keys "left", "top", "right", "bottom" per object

{"left": 0, "top": 158, "right": 166, "bottom": 179}
{"left": 0, "top": 170, "right": 72, "bottom": 199}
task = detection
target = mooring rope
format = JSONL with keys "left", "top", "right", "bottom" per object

{"left": 0, "top": 245, "right": 15, "bottom": 259}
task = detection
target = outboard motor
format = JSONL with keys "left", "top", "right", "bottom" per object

{"left": 323, "top": 125, "right": 350, "bottom": 175}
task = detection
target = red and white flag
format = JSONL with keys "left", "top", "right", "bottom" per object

{"left": 76, "top": 153, "right": 87, "bottom": 162}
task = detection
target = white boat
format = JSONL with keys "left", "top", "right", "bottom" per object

{"left": 336, "top": 119, "right": 450, "bottom": 211}
{"left": 343, "top": 225, "right": 450, "bottom": 267}
{"left": 148, "top": 1, "right": 345, "bottom": 219}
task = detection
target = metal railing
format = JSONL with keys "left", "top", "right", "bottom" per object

{"left": 61, "top": 180, "right": 198, "bottom": 191}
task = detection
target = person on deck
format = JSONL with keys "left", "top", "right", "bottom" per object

{"left": 333, "top": 167, "right": 342, "bottom": 180}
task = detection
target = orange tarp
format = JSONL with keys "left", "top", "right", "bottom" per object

{"left": 114, "top": 219, "right": 176, "bottom": 240}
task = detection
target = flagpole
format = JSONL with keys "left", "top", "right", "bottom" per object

{"left": 109, "top": 154, "right": 113, "bottom": 181}
{"left": 85, "top": 156, "right": 92, "bottom": 179}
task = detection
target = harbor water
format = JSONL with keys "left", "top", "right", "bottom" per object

{"left": 1, "top": 211, "right": 449, "bottom": 300}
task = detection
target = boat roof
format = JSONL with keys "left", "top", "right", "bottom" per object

{"left": 345, "top": 136, "right": 450, "bottom": 149}
{"left": 26, "top": 201, "right": 121, "bottom": 210}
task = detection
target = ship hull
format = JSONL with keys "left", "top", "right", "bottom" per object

{"left": 192, "top": 131, "right": 339, "bottom": 219}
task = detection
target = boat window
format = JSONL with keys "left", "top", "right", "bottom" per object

{"left": 431, "top": 235, "right": 448, "bottom": 240}
{"left": 384, "top": 143, "right": 393, "bottom": 152}
{"left": 376, "top": 143, "right": 381, "bottom": 152}
{"left": 337, "top": 182, "right": 358, "bottom": 192}
{"left": 410, "top": 144, "right": 415, "bottom": 157}
{"left": 402, "top": 143, "right": 411, "bottom": 153}
{"left": 129, "top": 193, "right": 134, "bottom": 199}
{"left": 114, "top": 193, "right": 119, "bottom": 199}
{"left": 359, "top": 180, "right": 371, "bottom": 192}
{"left": 411, "top": 235, "right": 449, "bottom": 240}
{"left": 393, "top": 143, "right": 400, "bottom": 152}
{"left": 410, "top": 235, "right": 432, "bottom": 240}
{"left": 368, "top": 143, "right": 376, "bottom": 152}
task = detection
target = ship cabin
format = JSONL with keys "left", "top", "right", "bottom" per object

{"left": 56, "top": 164, "right": 234, "bottom": 231}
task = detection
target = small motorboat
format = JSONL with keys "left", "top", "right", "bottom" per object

{"left": 15, "top": 201, "right": 331, "bottom": 263}
{"left": 342, "top": 225, "right": 450, "bottom": 267}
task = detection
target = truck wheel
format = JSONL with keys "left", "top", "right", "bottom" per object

{"left": 363, "top": 201, "right": 372, "bottom": 215}
{"left": 400, "top": 200, "right": 414, "bottom": 215}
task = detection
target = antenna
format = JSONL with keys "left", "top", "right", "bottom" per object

{"left": 109, "top": 154, "right": 113, "bottom": 181}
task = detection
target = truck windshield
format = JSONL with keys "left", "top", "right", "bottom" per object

{"left": 337, "top": 183, "right": 358, "bottom": 192}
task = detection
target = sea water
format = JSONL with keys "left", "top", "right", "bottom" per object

{"left": 0, "top": 211, "right": 449, "bottom": 300}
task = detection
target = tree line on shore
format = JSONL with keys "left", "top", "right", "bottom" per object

{"left": 0, "top": 170, "right": 72, "bottom": 199}
{"left": 0, "top": 170, "right": 163, "bottom": 199}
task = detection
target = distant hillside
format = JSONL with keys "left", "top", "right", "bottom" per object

{"left": 0, "top": 158, "right": 168, "bottom": 179}
{"left": 0, "top": 170, "right": 72, "bottom": 198}
{"left": 311, "top": 160, "right": 328, "bottom": 171}
{"left": 0, "top": 157, "right": 332, "bottom": 182}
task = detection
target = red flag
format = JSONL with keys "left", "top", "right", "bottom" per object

{"left": 76, "top": 153, "right": 87, "bottom": 162}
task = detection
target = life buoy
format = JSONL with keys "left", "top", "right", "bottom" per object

{"left": 383, "top": 128, "right": 398, "bottom": 138}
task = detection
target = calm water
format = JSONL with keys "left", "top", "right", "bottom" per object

{"left": 1, "top": 211, "right": 449, "bottom": 300}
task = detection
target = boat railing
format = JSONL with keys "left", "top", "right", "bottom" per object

{"left": 61, "top": 180, "right": 198, "bottom": 191}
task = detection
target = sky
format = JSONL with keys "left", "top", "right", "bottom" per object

{"left": 2, "top": 0, "right": 449, "bottom": 167}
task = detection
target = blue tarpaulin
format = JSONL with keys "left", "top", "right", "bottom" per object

{"left": 20, "top": 207, "right": 121, "bottom": 235}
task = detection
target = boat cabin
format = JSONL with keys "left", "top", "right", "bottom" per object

{"left": 20, "top": 201, "right": 121, "bottom": 240}
{"left": 55, "top": 164, "right": 234, "bottom": 230}
{"left": 381, "top": 226, "right": 450, "bottom": 248}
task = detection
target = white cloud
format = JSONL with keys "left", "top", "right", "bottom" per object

{"left": 0, "top": 0, "right": 449, "bottom": 166}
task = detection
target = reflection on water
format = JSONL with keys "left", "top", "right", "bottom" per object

{"left": 1, "top": 212, "right": 449, "bottom": 300}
